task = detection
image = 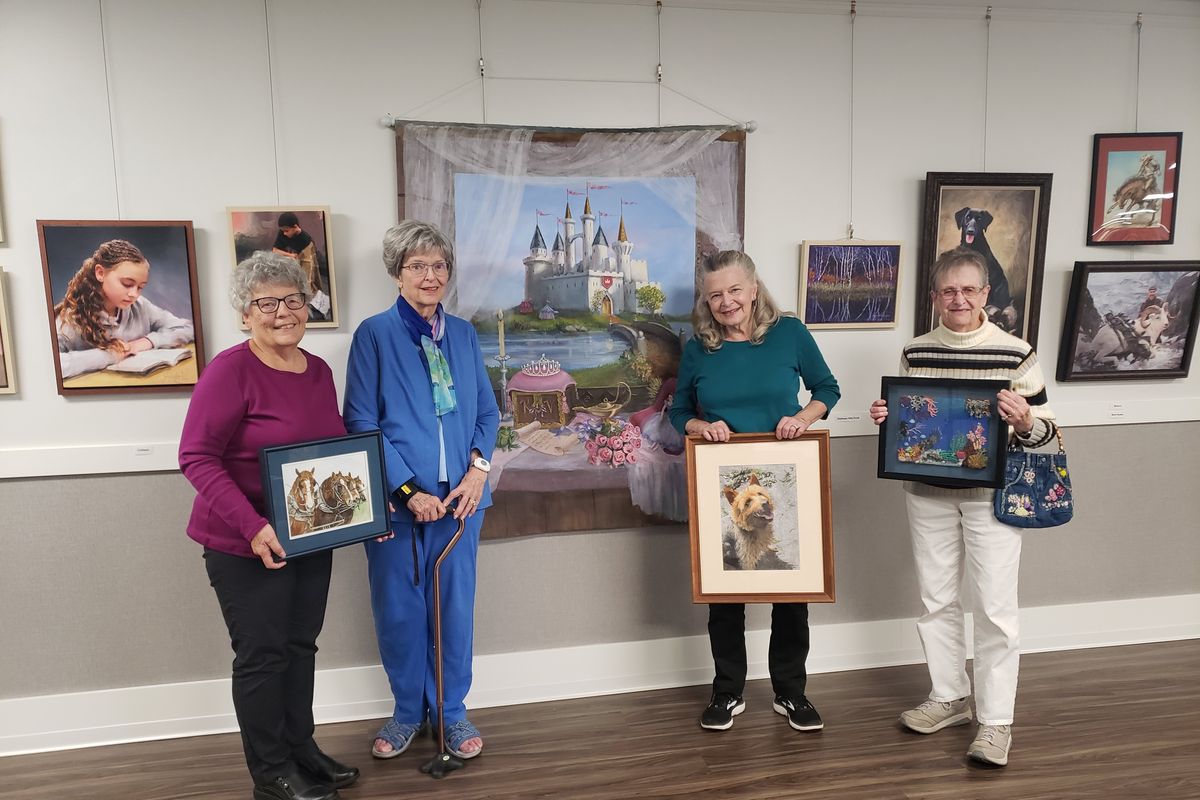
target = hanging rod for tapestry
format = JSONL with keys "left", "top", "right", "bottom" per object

{"left": 378, "top": 117, "right": 754, "bottom": 136}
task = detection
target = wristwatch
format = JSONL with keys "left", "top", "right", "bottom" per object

{"left": 471, "top": 456, "right": 492, "bottom": 473}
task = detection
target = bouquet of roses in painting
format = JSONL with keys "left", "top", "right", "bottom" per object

{"left": 578, "top": 417, "right": 642, "bottom": 467}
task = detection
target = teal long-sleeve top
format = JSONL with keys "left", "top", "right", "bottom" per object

{"left": 669, "top": 316, "right": 840, "bottom": 435}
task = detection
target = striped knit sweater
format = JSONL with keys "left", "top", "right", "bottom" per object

{"left": 900, "top": 312, "right": 1058, "bottom": 499}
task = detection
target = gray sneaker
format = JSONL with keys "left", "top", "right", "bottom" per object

{"left": 967, "top": 724, "right": 1012, "bottom": 766}
{"left": 899, "top": 697, "right": 973, "bottom": 734}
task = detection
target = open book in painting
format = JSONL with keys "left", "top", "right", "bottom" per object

{"left": 106, "top": 348, "right": 193, "bottom": 375}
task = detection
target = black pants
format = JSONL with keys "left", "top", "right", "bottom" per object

{"left": 708, "top": 602, "right": 810, "bottom": 700}
{"left": 204, "top": 548, "right": 332, "bottom": 784}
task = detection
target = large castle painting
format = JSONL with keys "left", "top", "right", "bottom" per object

{"left": 396, "top": 123, "right": 746, "bottom": 537}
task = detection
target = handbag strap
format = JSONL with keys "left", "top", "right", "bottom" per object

{"left": 1009, "top": 425, "right": 1066, "bottom": 455}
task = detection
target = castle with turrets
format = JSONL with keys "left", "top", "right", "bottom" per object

{"left": 523, "top": 197, "right": 656, "bottom": 316}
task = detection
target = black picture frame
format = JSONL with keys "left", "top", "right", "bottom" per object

{"left": 1056, "top": 261, "right": 1200, "bottom": 382}
{"left": 918, "top": 172, "right": 1053, "bottom": 347}
{"left": 1086, "top": 132, "right": 1182, "bottom": 246}
{"left": 878, "top": 376, "right": 1009, "bottom": 489}
{"left": 260, "top": 431, "right": 392, "bottom": 558}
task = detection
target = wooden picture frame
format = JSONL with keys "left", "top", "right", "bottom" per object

{"left": 227, "top": 206, "right": 339, "bottom": 328}
{"left": 799, "top": 240, "right": 902, "bottom": 329}
{"left": 686, "top": 431, "right": 834, "bottom": 604}
{"left": 37, "top": 220, "right": 206, "bottom": 396}
{"left": 260, "top": 431, "right": 393, "bottom": 558}
{"left": 918, "top": 172, "right": 1053, "bottom": 347}
{"left": 1087, "top": 132, "right": 1182, "bottom": 246}
{"left": 1056, "top": 261, "right": 1200, "bottom": 382}
{"left": 0, "top": 268, "right": 16, "bottom": 394}
{"left": 877, "top": 376, "right": 1009, "bottom": 489}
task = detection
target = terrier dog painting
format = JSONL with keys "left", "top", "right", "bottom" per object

{"left": 720, "top": 468, "right": 799, "bottom": 571}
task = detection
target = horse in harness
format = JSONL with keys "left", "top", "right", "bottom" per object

{"left": 311, "top": 471, "right": 364, "bottom": 530}
{"left": 287, "top": 468, "right": 319, "bottom": 537}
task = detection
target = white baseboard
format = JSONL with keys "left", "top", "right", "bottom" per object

{"left": 2, "top": 593, "right": 1196, "bottom": 757}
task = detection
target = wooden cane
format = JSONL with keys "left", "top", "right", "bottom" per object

{"left": 421, "top": 516, "right": 467, "bottom": 778}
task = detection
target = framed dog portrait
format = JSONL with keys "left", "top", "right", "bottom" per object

{"left": 1057, "top": 261, "right": 1200, "bottom": 382}
{"left": 878, "top": 376, "right": 1009, "bottom": 489}
{"left": 918, "top": 172, "right": 1053, "bottom": 348}
{"left": 799, "top": 240, "right": 902, "bottom": 329}
{"left": 37, "top": 220, "right": 206, "bottom": 396}
{"left": 260, "top": 431, "right": 392, "bottom": 558}
{"left": 685, "top": 431, "right": 834, "bottom": 604}
{"left": 228, "top": 206, "right": 339, "bottom": 328}
{"left": 0, "top": 268, "right": 16, "bottom": 394}
{"left": 1087, "top": 132, "right": 1182, "bottom": 246}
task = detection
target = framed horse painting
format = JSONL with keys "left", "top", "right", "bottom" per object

{"left": 260, "top": 431, "right": 392, "bottom": 558}
{"left": 1086, "top": 132, "right": 1183, "bottom": 246}
{"left": 1056, "top": 261, "right": 1200, "bottom": 382}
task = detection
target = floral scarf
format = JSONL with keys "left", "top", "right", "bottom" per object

{"left": 396, "top": 296, "right": 457, "bottom": 417}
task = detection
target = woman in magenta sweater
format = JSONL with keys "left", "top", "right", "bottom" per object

{"left": 179, "top": 252, "right": 358, "bottom": 800}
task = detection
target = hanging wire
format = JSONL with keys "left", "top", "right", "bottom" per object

{"left": 656, "top": 1, "right": 663, "bottom": 127}
{"left": 846, "top": 0, "right": 856, "bottom": 240}
{"left": 1134, "top": 12, "right": 1142, "bottom": 131}
{"left": 98, "top": 0, "right": 123, "bottom": 217}
{"left": 263, "top": 0, "right": 281, "bottom": 204}
{"left": 983, "top": 5, "right": 992, "bottom": 172}
{"left": 477, "top": 1, "right": 488, "bottom": 123}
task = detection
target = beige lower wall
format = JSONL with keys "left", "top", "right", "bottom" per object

{"left": 2, "top": 422, "right": 1197, "bottom": 700}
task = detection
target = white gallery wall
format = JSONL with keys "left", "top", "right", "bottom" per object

{"left": 0, "top": 0, "right": 1198, "bottom": 755}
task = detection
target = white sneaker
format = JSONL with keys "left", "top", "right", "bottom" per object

{"left": 967, "top": 724, "right": 1011, "bottom": 766}
{"left": 899, "top": 697, "right": 973, "bottom": 734}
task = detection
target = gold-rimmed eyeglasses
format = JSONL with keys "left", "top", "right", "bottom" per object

{"left": 402, "top": 261, "right": 450, "bottom": 277}
{"left": 937, "top": 286, "right": 984, "bottom": 300}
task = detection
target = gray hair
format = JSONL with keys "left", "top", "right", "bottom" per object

{"left": 929, "top": 246, "right": 988, "bottom": 292}
{"left": 693, "top": 250, "right": 781, "bottom": 351}
{"left": 229, "top": 251, "right": 309, "bottom": 313}
{"left": 382, "top": 219, "right": 455, "bottom": 280}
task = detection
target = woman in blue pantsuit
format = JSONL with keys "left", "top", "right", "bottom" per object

{"left": 344, "top": 220, "right": 499, "bottom": 762}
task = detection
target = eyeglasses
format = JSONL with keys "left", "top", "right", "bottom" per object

{"left": 250, "top": 293, "right": 307, "bottom": 313}
{"left": 402, "top": 261, "right": 450, "bottom": 277}
{"left": 937, "top": 286, "right": 984, "bottom": 300}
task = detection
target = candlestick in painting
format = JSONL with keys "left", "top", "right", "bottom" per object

{"left": 496, "top": 308, "right": 506, "bottom": 357}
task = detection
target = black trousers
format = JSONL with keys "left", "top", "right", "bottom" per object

{"left": 204, "top": 548, "right": 332, "bottom": 784}
{"left": 708, "top": 602, "right": 810, "bottom": 700}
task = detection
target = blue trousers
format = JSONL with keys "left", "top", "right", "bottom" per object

{"left": 365, "top": 509, "right": 482, "bottom": 726}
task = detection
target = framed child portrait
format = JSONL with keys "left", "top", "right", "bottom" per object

{"left": 686, "top": 431, "right": 834, "bottom": 604}
{"left": 37, "top": 220, "right": 205, "bottom": 396}
{"left": 228, "top": 206, "right": 339, "bottom": 328}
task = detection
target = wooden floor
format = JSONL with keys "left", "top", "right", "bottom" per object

{"left": 3, "top": 640, "right": 1197, "bottom": 800}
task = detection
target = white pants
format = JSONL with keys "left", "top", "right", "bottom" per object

{"left": 905, "top": 492, "right": 1022, "bottom": 725}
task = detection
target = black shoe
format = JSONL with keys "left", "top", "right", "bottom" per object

{"left": 773, "top": 695, "right": 823, "bottom": 731}
{"left": 700, "top": 692, "right": 745, "bottom": 731}
{"left": 297, "top": 750, "right": 360, "bottom": 789}
{"left": 253, "top": 768, "right": 340, "bottom": 800}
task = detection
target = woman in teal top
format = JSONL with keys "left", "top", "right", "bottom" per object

{"left": 670, "top": 250, "right": 840, "bottom": 734}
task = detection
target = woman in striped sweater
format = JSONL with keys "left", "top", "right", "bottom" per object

{"left": 869, "top": 247, "right": 1057, "bottom": 768}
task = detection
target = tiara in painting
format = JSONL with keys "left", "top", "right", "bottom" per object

{"left": 521, "top": 354, "right": 562, "bottom": 377}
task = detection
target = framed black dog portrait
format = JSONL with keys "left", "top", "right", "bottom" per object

{"left": 918, "top": 172, "right": 1053, "bottom": 348}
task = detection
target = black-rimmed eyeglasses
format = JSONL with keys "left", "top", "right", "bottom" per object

{"left": 250, "top": 293, "right": 307, "bottom": 313}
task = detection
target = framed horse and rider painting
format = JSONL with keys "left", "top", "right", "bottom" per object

{"left": 918, "top": 172, "right": 1053, "bottom": 349}
{"left": 259, "top": 431, "right": 392, "bottom": 558}
{"left": 1086, "top": 132, "right": 1183, "bottom": 246}
{"left": 1057, "top": 261, "right": 1200, "bottom": 382}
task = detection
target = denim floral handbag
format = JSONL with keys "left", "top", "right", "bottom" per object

{"left": 993, "top": 429, "right": 1074, "bottom": 528}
